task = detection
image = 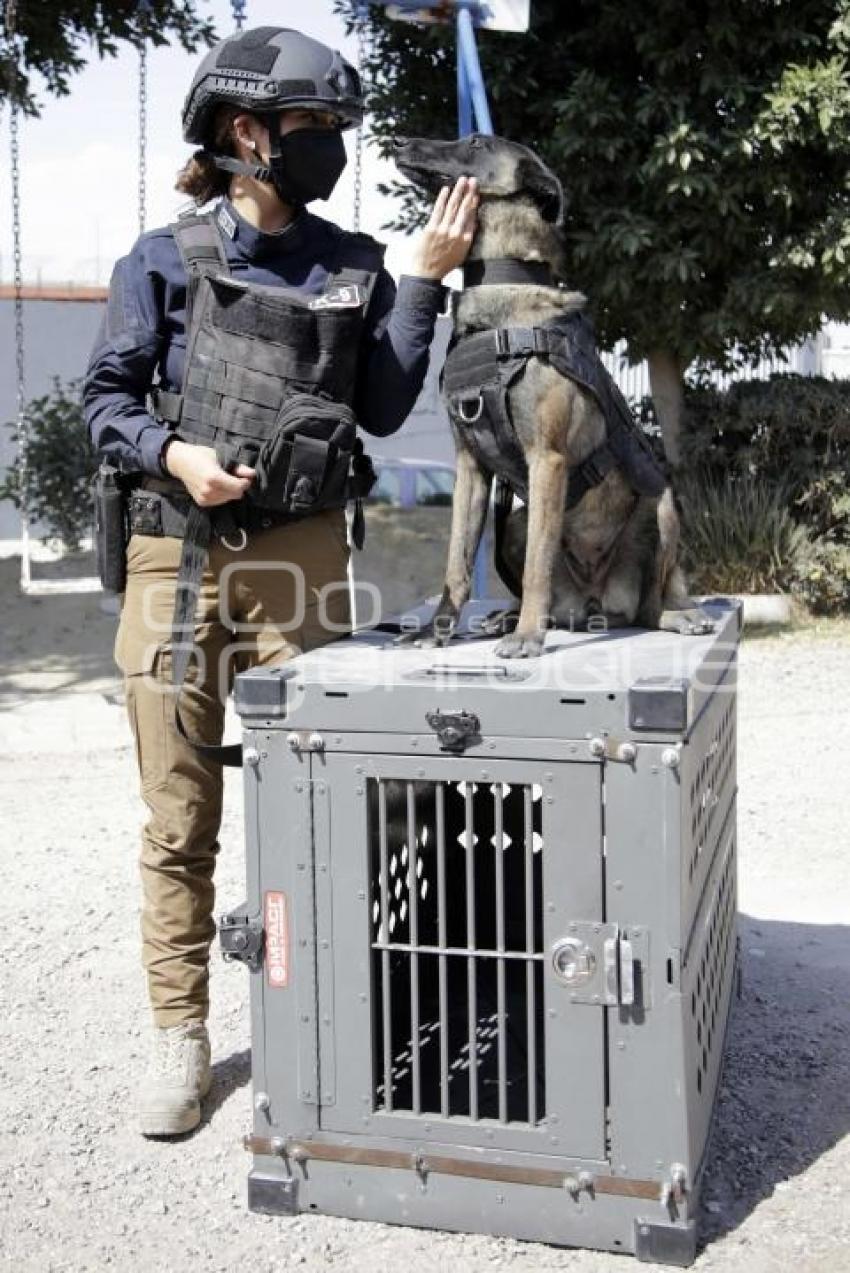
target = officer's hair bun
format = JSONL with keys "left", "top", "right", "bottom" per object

{"left": 175, "top": 149, "right": 228, "bottom": 205}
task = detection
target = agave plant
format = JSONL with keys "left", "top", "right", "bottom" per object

{"left": 678, "top": 469, "right": 810, "bottom": 595}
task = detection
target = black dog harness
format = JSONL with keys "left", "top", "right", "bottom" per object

{"left": 444, "top": 259, "right": 667, "bottom": 592}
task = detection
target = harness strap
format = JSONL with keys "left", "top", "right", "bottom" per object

{"left": 566, "top": 442, "right": 619, "bottom": 506}
{"left": 168, "top": 502, "right": 244, "bottom": 769}
{"left": 493, "top": 477, "right": 523, "bottom": 597}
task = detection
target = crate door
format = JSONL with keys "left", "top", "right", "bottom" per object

{"left": 313, "top": 754, "right": 607, "bottom": 1160}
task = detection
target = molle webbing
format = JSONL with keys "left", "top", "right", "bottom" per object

{"left": 154, "top": 217, "right": 381, "bottom": 442}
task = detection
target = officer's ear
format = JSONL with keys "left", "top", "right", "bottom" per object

{"left": 232, "top": 112, "right": 265, "bottom": 160}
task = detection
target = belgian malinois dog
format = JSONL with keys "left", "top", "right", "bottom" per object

{"left": 394, "top": 134, "right": 713, "bottom": 657}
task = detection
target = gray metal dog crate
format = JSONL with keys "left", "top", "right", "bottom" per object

{"left": 225, "top": 598, "right": 741, "bottom": 1266}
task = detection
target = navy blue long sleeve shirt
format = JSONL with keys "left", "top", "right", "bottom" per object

{"left": 83, "top": 197, "right": 446, "bottom": 476}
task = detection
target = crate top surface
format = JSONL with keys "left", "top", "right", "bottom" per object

{"left": 236, "top": 598, "right": 740, "bottom": 741}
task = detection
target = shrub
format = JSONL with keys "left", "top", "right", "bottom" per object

{"left": 641, "top": 374, "right": 850, "bottom": 612}
{"left": 0, "top": 378, "right": 97, "bottom": 553}
{"left": 678, "top": 470, "right": 810, "bottom": 596}
{"left": 793, "top": 541, "right": 850, "bottom": 614}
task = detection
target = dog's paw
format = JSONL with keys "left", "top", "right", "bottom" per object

{"left": 478, "top": 608, "right": 520, "bottom": 638}
{"left": 659, "top": 607, "right": 716, "bottom": 637}
{"left": 394, "top": 622, "right": 455, "bottom": 649}
{"left": 495, "top": 630, "right": 545, "bottom": 659}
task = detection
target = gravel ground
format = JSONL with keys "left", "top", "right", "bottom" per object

{"left": 0, "top": 601, "right": 848, "bottom": 1272}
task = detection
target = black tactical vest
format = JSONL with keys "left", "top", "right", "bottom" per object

{"left": 153, "top": 211, "right": 383, "bottom": 517}
{"left": 442, "top": 309, "right": 667, "bottom": 510}
{"left": 159, "top": 211, "right": 384, "bottom": 768}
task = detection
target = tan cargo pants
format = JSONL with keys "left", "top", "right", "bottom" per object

{"left": 116, "top": 507, "right": 350, "bottom": 1026}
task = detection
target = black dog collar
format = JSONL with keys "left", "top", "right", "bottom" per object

{"left": 463, "top": 258, "right": 555, "bottom": 289}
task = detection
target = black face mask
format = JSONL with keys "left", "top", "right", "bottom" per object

{"left": 268, "top": 127, "right": 348, "bottom": 207}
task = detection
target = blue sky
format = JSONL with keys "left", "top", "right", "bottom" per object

{"left": 0, "top": 1, "right": 411, "bottom": 286}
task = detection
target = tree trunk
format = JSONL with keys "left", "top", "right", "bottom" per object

{"left": 647, "top": 350, "right": 686, "bottom": 468}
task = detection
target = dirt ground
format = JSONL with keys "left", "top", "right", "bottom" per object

{"left": 0, "top": 555, "right": 848, "bottom": 1273}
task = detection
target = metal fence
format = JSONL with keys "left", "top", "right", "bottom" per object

{"left": 600, "top": 337, "right": 822, "bottom": 402}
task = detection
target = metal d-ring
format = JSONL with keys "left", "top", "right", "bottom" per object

{"left": 220, "top": 527, "right": 248, "bottom": 552}
{"left": 456, "top": 394, "right": 484, "bottom": 424}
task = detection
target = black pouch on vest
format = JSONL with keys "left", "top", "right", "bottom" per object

{"left": 250, "top": 392, "right": 358, "bottom": 515}
{"left": 93, "top": 461, "right": 129, "bottom": 593}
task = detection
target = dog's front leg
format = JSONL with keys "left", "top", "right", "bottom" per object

{"left": 408, "top": 446, "right": 492, "bottom": 647}
{"left": 496, "top": 449, "right": 566, "bottom": 658}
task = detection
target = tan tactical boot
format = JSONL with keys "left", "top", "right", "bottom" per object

{"left": 138, "top": 1021, "right": 212, "bottom": 1137}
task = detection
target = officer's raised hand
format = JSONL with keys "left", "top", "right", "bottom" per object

{"left": 164, "top": 440, "right": 255, "bottom": 507}
{"left": 411, "top": 176, "right": 479, "bottom": 279}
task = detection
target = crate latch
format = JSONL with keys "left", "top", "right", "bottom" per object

{"left": 552, "top": 922, "right": 644, "bottom": 1007}
{"left": 219, "top": 903, "right": 264, "bottom": 970}
{"left": 425, "top": 708, "right": 481, "bottom": 753}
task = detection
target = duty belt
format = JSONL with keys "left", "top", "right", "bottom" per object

{"left": 128, "top": 487, "right": 293, "bottom": 542}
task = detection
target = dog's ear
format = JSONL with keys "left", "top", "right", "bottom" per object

{"left": 520, "top": 153, "right": 564, "bottom": 225}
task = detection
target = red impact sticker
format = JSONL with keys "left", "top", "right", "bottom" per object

{"left": 264, "top": 891, "right": 289, "bottom": 988}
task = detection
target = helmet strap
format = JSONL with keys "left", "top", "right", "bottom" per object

{"left": 263, "top": 112, "right": 283, "bottom": 163}
{"left": 211, "top": 153, "right": 273, "bottom": 184}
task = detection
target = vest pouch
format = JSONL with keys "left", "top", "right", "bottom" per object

{"left": 249, "top": 391, "right": 358, "bottom": 515}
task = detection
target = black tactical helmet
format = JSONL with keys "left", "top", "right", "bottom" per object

{"left": 182, "top": 26, "right": 364, "bottom": 145}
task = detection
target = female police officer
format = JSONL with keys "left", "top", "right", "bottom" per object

{"left": 84, "top": 26, "right": 478, "bottom": 1137}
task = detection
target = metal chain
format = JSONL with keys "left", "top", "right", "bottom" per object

{"left": 353, "top": 13, "right": 367, "bottom": 233}
{"left": 5, "top": 0, "right": 31, "bottom": 582}
{"left": 10, "top": 94, "right": 27, "bottom": 528}
{"left": 137, "top": 0, "right": 151, "bottom": 236}
{"left": 138, "top": 41, "right": 147, "bottom": 234}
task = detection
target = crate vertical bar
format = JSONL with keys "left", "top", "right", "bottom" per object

{"left": 436, "top": 780, "right": 450, "bottom": 1118}
{"left": 464, "top": 781, "right": 478, "bottom": 1120}
{"left": 523, "top": 783, "right": 538, "bottom": 1125}
{"left": 378, "top": 780, "right": 393, "bottom": 1113}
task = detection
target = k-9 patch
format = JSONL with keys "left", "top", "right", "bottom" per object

{"left": 308, "top": 284, "right": 364, "bottom": 310}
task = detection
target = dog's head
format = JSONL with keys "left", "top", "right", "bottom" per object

{"left": 393, "top": 133, "right": 564, "bottom": 225}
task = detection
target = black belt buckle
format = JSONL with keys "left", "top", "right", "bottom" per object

{"left": 130, "top": 493, "right": 163, "bottom": 536}
{"left": 532, "top": 328, "right": 550, "bottom": 357}
{"left": 582, "top": 452, "right": 611, "bottom": 488}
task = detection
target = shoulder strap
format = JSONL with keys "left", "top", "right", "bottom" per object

{"left": 153, "top": 214, "right": 229, "bottom": 427}
{"left": 170, "top": 212, "right": 229, "bottom": 282}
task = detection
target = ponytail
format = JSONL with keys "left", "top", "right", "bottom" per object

{"left": 174, "top": 106, "right": 240, "bottom": 206}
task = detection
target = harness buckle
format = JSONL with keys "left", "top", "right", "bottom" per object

{"left": 579, "top": 449, "right": 613, "bottom": 488}
{"left": 456, "top": 394, "right": 485, "bottom": 424}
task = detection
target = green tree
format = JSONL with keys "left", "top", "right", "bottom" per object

{"left": 0, "top": 1, "right": 215, "bottom": 114}
{"left": 338, "top": 0, "right": 850, "bottom": 463}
